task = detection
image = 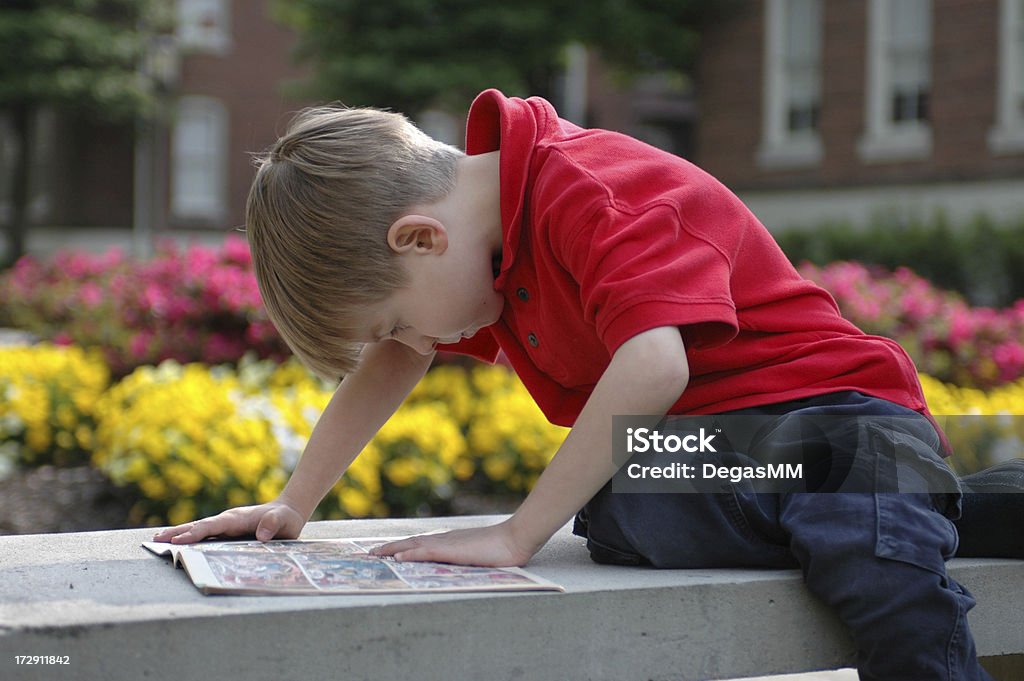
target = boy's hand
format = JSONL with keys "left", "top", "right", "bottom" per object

{"left": 151, "top": 500, "right": 306, "bottom": 544}
{"left": 369, "top": 520, "right": 536, "bottom": 567}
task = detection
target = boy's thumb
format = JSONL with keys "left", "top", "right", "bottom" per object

{"left": 256, "top": 514, "right": 279, "bottom": 542}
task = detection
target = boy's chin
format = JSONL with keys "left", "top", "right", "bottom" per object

{"left": 439, "top": 332, "right": 472, "bottom": 344}
{"left": 442, "top": 327, "right": 481, "bottom": 344}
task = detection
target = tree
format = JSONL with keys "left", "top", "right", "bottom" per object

{"left": 273, "top": 0, "right": 734, "bottom": 117}
{"left": 0, "top": 0, "right": 160, "bottom": 267}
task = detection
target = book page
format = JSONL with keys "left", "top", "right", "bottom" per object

{"left": 142, "top": 538, "right": 563, "bottom": 595}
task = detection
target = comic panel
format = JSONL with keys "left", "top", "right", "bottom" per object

{"left": 203, "top": 551, "right": 312, "bottom": 590}
{"left": 264, "top": 540, "right": 368, "bottom": 555}
{"left": 291, "top": 553, "right": 409, "bottom": 590}
{"left": 386, "top": 561, "right": 539, "bottom": 589}
{"left": 189, "top": 541, "right": 271, "bottom": 553}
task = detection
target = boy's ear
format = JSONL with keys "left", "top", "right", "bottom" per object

{"left": 387, "top": 215, "right": 449, "bottom": 255}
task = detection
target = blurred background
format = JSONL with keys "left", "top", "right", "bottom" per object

{"left": 1, "top": 1, "right": 1023, "bottom": 538}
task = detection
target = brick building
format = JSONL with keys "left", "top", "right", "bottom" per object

{"left": 161, "top": 0, "right": 307, "bottom": 231}
{"left": 1, "top": 0, "right": 308, "bottom": 257}
{"left": 694, "top": 0, "right": 1024, "bottom": 230}
{"left": 4, "top": 0, "right": 1023, "bottom": 258}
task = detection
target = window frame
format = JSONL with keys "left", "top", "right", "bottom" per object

{"left": 857, "top": 0, "right": 934, "bottom": 163}
{"left": 758, "top": 0, "right": 825, "bottom": 169}
{"left": 989, "top": 0, "right": 1024, "bottom": 154}
{"left": 170, "top": 96, "right": 229, "bottom": 223}
{"left": 176, "top": 0, "right": 232, "bottom": 55}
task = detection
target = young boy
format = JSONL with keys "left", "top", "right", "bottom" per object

{"left": 156, "top": 90, "right": 1000, "bottom": 679}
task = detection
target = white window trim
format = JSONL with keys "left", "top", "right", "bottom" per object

{"left": 171, "top": 96, "right": 229, "bottom": 223}
{"left": 176, "top": 0, "right": 232, "bottom": 56}
{"left": 857, "top": 0, "right": 933, "bottom": 164}
{"left": 757, "top": 0, "right": 824, "bottom": 169}
{"left": 989, "top": 0, "right": 1024, "bottom": 154}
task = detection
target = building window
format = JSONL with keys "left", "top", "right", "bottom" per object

{"left": 0, "top": 114, "right": 14, "bottom": 226}
{"left": 0, "top": 109, "right": 55, "bottom": 229}
{"left": 176, "top": 0, "right": 231, "bottom": 55}
{"left": 858, "top": 0, "right": 933, "bottom": 163}
{"left": 171, "top": 96, "right": 228, "bottom": 223}
{"left": 758, "top": 0, "right": 824, "bottom": 169}
{"left": 989, "top": 0, "right": 1024, "bottom": 154}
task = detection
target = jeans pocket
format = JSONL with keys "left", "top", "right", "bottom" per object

{"left": 866, "top": 421, "right": 961, "bottom": 502}
{"left": 875, "top": 493, "right": 960, "bottom": 577}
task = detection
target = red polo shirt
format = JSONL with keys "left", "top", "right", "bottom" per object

{"left": 444, "top": 89, "right": 930, "bottom": 428}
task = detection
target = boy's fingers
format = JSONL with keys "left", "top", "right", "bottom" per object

{"left": 168, "top": 523, "right": 205, "bottom": 544}
{"left": 153, "top": 506, "right": 297, "bottom": 545}
{"left": 373, "top": 536, "right": 449, "bottom": 562}
{"left": 152, "top": 527, "right": 178, "bottom": 541}
{"left": 169, "top": 517, "right": 227, "bottom": 544}
{"left": 393, "top": 547, "right": 441, "bottom": 563}
{"left": 153, "top": 522, "right": 200, "bottom": 542}
{"left": 370, "top": 537, "right": 418, "bottom": 557}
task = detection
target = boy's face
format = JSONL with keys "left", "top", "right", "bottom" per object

{"left": 362, "top": 247, "right": 504, "bottom": 355}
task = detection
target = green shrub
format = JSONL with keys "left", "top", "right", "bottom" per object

{"left": 776, "top": 214, "right": 1024, "bottom": 307}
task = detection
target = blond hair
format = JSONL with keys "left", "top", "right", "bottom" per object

{"left": 246, "top": 105, "right": 463, "bottom": 380}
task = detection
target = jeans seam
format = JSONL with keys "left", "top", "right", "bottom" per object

{"left": 946, "top": 581, "right": 964, "bottom": 681}
{"left": 587, "top": 532, "right": 643, "bottom": 563}
{"left": 576, "top": 506, "right": 646, "bottom": 565}
{"left": 726, "top": 490, "right": 793, "bottom": 559}
{"left": 723, "top": 491, "right": 753, "bottom": 540}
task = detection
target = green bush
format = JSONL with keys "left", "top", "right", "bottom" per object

{"left": 775, "top": 214, "right": 1024, "bottom": 307}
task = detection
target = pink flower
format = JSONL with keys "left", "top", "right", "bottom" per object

{"left": 993, "top": 341, "right": 1024, "bottom": 382}
{"left": 204, "top": 332, "right": 247, "bottom": 363}
{"left": 947, "top": 309, "right": 975, "bottom": 349}
{"left": 79, "top": 282, "right": 103, "bottom": 308}
{"left": 142, "top": 283, "right": 170, "bottom": 316}
{"left": 129, "top": 330, "right": 155, "bottom": 360}
{"left": 223, "top": 234, "right": 252, "bottom": 266}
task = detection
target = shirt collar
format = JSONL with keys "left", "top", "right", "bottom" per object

{"left": 465, "top": 89, "right": 551, "bottom": 290}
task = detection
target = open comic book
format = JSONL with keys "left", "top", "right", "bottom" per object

{"left": 142, "top": 537, "right": 564, "bottom": 595}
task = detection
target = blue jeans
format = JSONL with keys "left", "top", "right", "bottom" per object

{"left": 574, "top": 392, "right": 993, "bottom": 681}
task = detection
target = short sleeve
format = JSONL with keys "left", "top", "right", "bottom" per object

{"left": 556, "top": 203, "right": 739, "bottom": 355}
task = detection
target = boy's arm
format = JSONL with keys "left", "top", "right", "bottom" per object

{"left": 372, "top": 325, "right": 689, "bottom": 566}
{"left": 152, "top": 339, "right": 434, "bottom": 544}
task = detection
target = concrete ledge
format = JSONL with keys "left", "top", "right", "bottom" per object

{"left": 2, "top": 515, "right": 1022, "bottom": 681}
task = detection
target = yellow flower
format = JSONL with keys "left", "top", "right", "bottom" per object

{"left": 453, "top": 458, "right": 475, "bottom": 481}
{"left": 166, "top": 462, "right": 204, "bottom": 496}
{"left": 384, "top": 458, "right": 422, "bottom": 487}
{"left": 483, "top": 456, "right": 514, "bottom": 482}
{"left": 920, "top": 372, "right": 1024, "bottom": 474}
{"left": 338, "top": 486, "right": 374, "bottom": 517}
{"left": 227, "top": 488, "right": 250, "bottom": 507}
{"left": 139, "top": 476, "right": 168, "bottom": 501}
{"left": 257, "top": 473, "right": 285, "bottom": 503}
{"left": 168, "top": 499, "right": 197, "bottom": 526}
{"left": 0, "top": 343, "right": 109, "bottom": 467}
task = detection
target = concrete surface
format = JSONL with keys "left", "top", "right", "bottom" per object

{"left": 1, "top": 515, "right": 1021, "bottom": 681}
{"left": 730, "top": 673, "right": 856, "bottom": 681}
